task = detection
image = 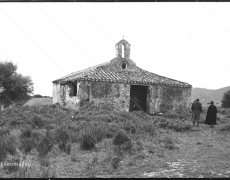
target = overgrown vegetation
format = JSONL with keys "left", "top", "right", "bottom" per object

{"left": 1, "top": 103, "right": 228, "bottom": 178}
{"left": 221, "top": 90, "right": 230, "bottom": 108}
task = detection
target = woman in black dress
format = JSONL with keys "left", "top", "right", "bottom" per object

{"left": 205, "top": 101, "right": 217, "bottom": 128}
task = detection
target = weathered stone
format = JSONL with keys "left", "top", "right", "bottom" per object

{"left": 52, "top": 39, "right": 192, "bottom": 113}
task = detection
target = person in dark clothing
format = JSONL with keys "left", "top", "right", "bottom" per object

{"left": 205, "top": 101, "right": 217, "bottom": 128}
{"left": 191, "top": 99, "right": 202, "bottom": 127}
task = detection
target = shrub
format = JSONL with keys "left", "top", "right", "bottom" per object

{"left": 162, "top": 110, "right": 188, "bottom": 120}
{"left": 160, "top": 136, "right": 177, "bottom": 150}
{"left": 104, "top": 125, "right": 119, "bottom": 139}
{"left": 111, "top": 156, "right": 121, "bottom": 169}
{"left": 31, "top": 114, "right": 46, "bottom": 129}
{"left": 113, "top": 132, "right": 132, "bottom": 153}
{"left": 54, "top": 125, "right": 70, "bottom": 144}
{"left": 20, "top": 126, "right": 32, "bottom": 139}
{"left": 157, "top": 117, "right": 192, "bottom": 132}
{"left": 4, "top": 135, "right": 17, "bottom": 156}
{"left": 219, "top": 109, "right": 225, "bottom": 114}
{"left": 0, "top": 135, "right": 17, "bottom": 162}
{"left": 226, "top": 108, "right": 230, "bottom": 118}
{"left": 138, "top": 121, "right": 157, "bottom": 136}
{"left": 113, "top": 132, "right": 130, "bottom": 146}
{"left": 123, "top": 122, "right": 136, "bottom": 134}
{"left": 221, "top": 90, "right": 230, "bottom": 108}
{"left": 79, "top": 131, "right": 96, "bottom": 150}
{"left": 37, "top": 136, "right": 53, "bottom": 157}
{"left": 91, "top": 125, "right": 105, "bottom": 143}
{"left": 69, "top": 130, "right": 79, "bottom": 143}
{"left": 168, "top": 120, "right": 192, "bottom": 132}
{"left": 19, "top": 127, "right": 36, "bottom": 154}
{"left": 19, "top": 138, "right": 35, "bottom": 154}
{"left": 39, "top": 158, "right": 51, "bottom": 167}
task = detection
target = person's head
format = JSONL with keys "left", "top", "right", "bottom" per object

{"left": 211, "top": 101, "right": 214, "bottom": 105}
{"left": 196, "top": 99, "right": 199, "bottom": 102}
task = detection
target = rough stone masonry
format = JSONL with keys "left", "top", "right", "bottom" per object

{"left": 52, "top": 39, "right": 192, "bottom": 114}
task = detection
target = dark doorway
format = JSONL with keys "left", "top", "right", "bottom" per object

{"left": 129, "top": 85, "right": 148, "bottom": 112}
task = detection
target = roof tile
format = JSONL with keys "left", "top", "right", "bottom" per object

{"left": 53, "top": 61, "right": 191, "bottom": 88}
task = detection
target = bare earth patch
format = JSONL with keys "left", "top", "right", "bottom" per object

{"left": 142, "top": 125, "right": 230, "bottom": 178}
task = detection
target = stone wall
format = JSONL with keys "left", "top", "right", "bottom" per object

{"left": 90, "top": 82, "right": 130, "bottom": 112}
{"left": 148, "top": 85, "right": 191, "bottom": 114}
{"left": 53, "top": 81, "right": 191, "bottom": 113}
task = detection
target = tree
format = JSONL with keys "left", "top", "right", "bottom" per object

{"left": 0, "top": 61, "right": 33, "bottom": 110}
{"left": 33, "top": 94, "right": 43, "bottom": 98}
{"left": 221, "top": 90, "right": 230, "bottom": 108}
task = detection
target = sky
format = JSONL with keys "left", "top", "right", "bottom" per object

{"left": 0, "top": 2, "right": 230, "bottom": 97}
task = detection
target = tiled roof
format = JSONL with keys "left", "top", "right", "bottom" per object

{"left": 53, "top": 61, "right": 192, "bottom": 88}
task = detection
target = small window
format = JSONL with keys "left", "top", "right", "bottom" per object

{"left": 70, "top": 82, "right": 77, "bottom": 97}
{"left": 122, "top": 63, "right": 127, "bottom": 70}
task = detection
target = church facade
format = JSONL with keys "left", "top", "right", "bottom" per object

{"left": 52, "top": 39, "right": 192, "bottom": 114}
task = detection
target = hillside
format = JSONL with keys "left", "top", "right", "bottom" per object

{"left": 191, "top": 86, "right": 230, "bottom": 105}
{"left": 23, "top": 97, "right": 53, "bottom": 106}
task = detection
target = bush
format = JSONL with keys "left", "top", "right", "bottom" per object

{"left": 221, "top": 90, "right": 230, "bottom": 108}
{"left": 90, "top": 125, "right": 105, "bottom": 143}
{"left": 162, "top": 110, "right": 188, "bottom": 120}
{"left": 104, "top": 124, "right": 119, "bottom": 139}
{"left": 69, "top": 130, "right": 79, "bottom": 143}
{"left": 113, "top": 132, "right": 130, "bottom": 146}
{"left": 138, "top": 121, "right": 157, "bottom": 136}
{"left": 160, "top": 136, "right": 177, "bottom": 150}
{"left": 54, "top": 125, "right": 70, "bottom": 144}
{"left": 19, "top": 127, "right": 36, "bottom": 154}
{"left": 31, "top": 114, "right": 46, "bottom": 129}
{"left": 219, "top": 109, "right": 226, "bottom": 114}
{"left": 226, "top": 109, "right": 230, "bottom": 118}
{"left": 37, "top": 134, "right": 54, "bottom": 157}
{"left": 20, "top": 126, "right": 32, "bottom": 139}
{"left": 0, "top": 135, "right": 17, "bottom": 162}
{"left": 79, "top": 130, "right": 96, "bottom": 150}
{"left": 157, "top": 117, "right": 192, "bottom": 132}
{"left": 113, "top": 132, "right": 132, "bottom": 153}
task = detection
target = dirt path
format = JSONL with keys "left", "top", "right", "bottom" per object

{"left": 142, "top": 124, "right": 230, "bottom": 178}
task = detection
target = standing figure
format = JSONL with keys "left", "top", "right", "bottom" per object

{"left": 191, "top": 99, "right": 202, "bottom": 127}
{"left": 205, "top": 101, "right": 217, "bottom": 128}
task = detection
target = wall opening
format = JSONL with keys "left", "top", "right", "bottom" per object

{"left": 129, "top": 85, "right": 148, "bottom": 112}
{"left": 122, "top": 62, "right": 127, "bottom": 69}
{"left": 70, "top": 82, "right": 77, "bottom": 97}
{"left": 122, "top": 44, "right": 125, "bottom": 58}
{"left": 73, "top": 82, "right": 77, "bottom": 96}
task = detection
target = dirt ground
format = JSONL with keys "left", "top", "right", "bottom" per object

{"left": 141, "top": 124, "right": 230, "bottom": 178}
